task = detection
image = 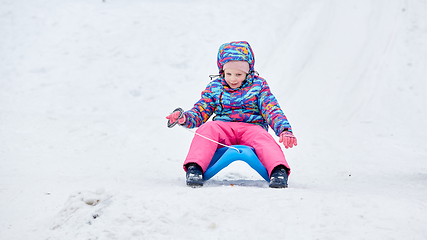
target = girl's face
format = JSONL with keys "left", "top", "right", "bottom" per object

{"left": 224, "top": 68, "right": 247, "bottom": 89}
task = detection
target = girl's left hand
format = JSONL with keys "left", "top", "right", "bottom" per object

{"left": 279, "top": 131, "right": 298, "bottom": 149}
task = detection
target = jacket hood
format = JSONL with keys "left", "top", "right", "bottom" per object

{"left": 217, "top": 41, "right": 255, "bottom": 74}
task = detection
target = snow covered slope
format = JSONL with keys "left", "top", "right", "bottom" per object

{"left": 1, "top": 0, "right": 426, "bottom": 239}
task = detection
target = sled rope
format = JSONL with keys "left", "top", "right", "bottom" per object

{"left": 181, "top": 126, "right": 240, "bottom": 152}
{"left": 168, "top": 107, "right": 239, "bottom": 152}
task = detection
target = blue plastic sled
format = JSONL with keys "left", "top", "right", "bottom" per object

{"left": 203, "top": 145, "right": 270, "bottom": 182}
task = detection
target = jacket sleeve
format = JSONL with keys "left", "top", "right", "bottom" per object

{"left": 182, "top": 83, "right": 218, "bottom": 128}
{"left": 258, "top": 79, "right": 292, "bottom": 136}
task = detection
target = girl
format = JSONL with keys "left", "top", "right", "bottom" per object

{"left": 166, "top": 41, "right": 297, "bottom": 188}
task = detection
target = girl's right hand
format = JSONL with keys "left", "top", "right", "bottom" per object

{"left": 166, "top": 111, "right": 186, "bottom": 125}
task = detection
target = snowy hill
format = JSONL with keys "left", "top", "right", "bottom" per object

{"left": 1, "top": 0, "right": 426, "bottom": 239}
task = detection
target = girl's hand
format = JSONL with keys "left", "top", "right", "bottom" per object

{"left": 166, "top": 111, "right": 186, "bottom": 125}
{"left": 279, "top": 131, "right": 298, "bottom": 149}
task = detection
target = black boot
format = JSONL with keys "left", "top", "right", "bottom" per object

{"left": 186, "top": 163, "right": 203, "bottom": 187}
{"left": 269, "top": 165, "right": 289, "bottom": 188}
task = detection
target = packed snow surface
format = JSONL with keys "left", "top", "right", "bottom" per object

{"left": 1, "top": 0, "right": 427, "bottom": 239}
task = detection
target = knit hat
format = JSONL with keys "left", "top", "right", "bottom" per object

{"left": 222, "top": 60, "right": 250, "bottom": 74}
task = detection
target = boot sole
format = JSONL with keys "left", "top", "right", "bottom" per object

{"left": 187, "top": 181, "right": 203, "bottom": 188}
{"left": 269, "top": 183, "right": 288, "bottom": 188}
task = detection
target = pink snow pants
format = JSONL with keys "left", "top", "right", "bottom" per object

{"left": 183, "top": 121, "right": 290, "bottom": 177}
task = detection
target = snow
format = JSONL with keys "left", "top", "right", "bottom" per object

{"left": 1, "top": 0, "right": 427, "bottom": 239}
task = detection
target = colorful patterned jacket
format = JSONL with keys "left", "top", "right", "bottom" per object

{"left": 182, "top": 41, "right": 292, "bottom": 136}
